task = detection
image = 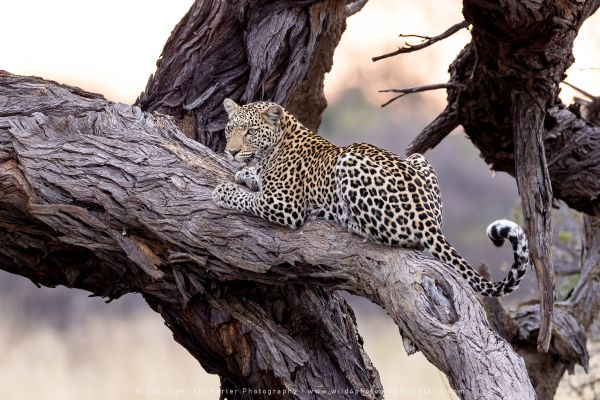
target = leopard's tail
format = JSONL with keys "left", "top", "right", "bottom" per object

{"left": 424, "top": 219, "right": 529, "bottom": 297}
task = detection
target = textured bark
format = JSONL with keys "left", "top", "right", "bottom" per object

{"left": 408, "top": 0, "right": 600, "bottom": 216}
{"left": 0, "top": 72, "right": 537, "bottom": 399}
{"left": 6, "top": 0, "right": 598, "bottom": 397}
{"left": 398, "top": 0, "right": 600, "bottom": 397}
{"left": 512, "top": 90, "right": 555, "bottom": 352}
{"left": 481, "top": 215, "right": 600, "bottom": 399}
{"left": 132, "top": 1, "right": 379, "bottom": 398}
{"left": 136, "top": 0, "right": 347, "bottom": 148}
{"left": 0, "top": 71, "right": 381, "bottom": 399}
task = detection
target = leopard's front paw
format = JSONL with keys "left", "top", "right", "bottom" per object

{"left": 235, "top": 168, "right": 259, "bottom": 191}
{"left": 212, "top": 182, "right": 238, "bottom": 208}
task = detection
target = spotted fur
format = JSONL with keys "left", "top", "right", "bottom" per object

{"left": 213, "top": 99, "right": 530, "bottom": 296}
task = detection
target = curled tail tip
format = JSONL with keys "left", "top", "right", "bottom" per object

{"left": 486, "top": 219, "right": 524, "bottom": 246}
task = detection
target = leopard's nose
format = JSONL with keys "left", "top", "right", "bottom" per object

{"left": 226, "top": 149, "right": 240, "bottom": 158}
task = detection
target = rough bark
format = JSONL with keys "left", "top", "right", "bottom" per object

{"left": 0, "top": 71, "right": 382, "bottom": 399}
{"left": 136, "top": 0, "right": 348, "bottom": 148}
{"left": 4, "top": 0, "right": 597, "bottom": 397}
{"left": 408, "top": 0, "right": 600, "bottom": 216}
{"left": 0, "top": 71, "right": 537, "bottom": 399}
{"left": 132, "top": 1, "right": 382, "bottom": 398}
{"left": 512, "top": 90, "right": 555, "bottom": 352}
{"left": 395, "top": 0, "right": 600, "bottom": 396}
{"left": 401, "top": 0, "right": 600, "bottom": 357}
{"left": 481, "top": 215, "right": 600, "bottom": 399}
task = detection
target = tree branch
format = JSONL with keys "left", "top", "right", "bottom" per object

{"left": 379, "top": 83, "right": 457, "bottom": 107}
{"left": 372, "top": 21, "right": 469, "bottom": 62}
{"left": 361, "top": 0, "right": 600, "bottom": 395}
{"left": 345, "top": 0, "right": 369, "bottom": 16}
{"left": 452, "top": 1, "right": 600, "bottom": 216}
{"left": 0, "top": 71, "right": 536, "bottom": 400}
{"left": 130, "top": 2, "right": 375, "bottom": 396}
{"left": 0, "top": 71, "right": 382, "bottom": 399}
{"left": 512, "top": 90, "right": 555, "bottom": 353}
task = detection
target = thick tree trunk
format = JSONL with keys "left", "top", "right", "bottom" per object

{"left": 0, "top": 71, "right": 536, "bottom": 399}
{"left": 398, "top": 0, "right": 600, "bottom": 397}
{"left": 136, "top": 0, "right": 347, "bottom": 149}
{"left": 4, "top": 0, "right": 599, "bottom": 398}
{"left": 408, "top": 1, "right": 600, "bottom": 217}
{"left": 134, "top": 2, "right": 376, "bottom": 397}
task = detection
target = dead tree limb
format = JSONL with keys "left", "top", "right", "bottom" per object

{"left": 379, "top": 83, "right": 458, "bottom": 107}
{"left": 0, "top": 71, "right": 536, "bottom": 399}
{"left": 404, "top": 0, "right": 600, "bottom": 215}
{"left": 512, "top": 90, "right": 555, "bottom": 352}
{"left": 395, "top": 0, "right": 600, "bottom": 359}
{"left": 372, "top": 20, "right": 469, "bottom": 62}
{"left": 392, "top": 0, "right": 600, "bottom": 395}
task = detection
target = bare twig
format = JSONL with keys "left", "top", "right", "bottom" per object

{"left": 555, "top": 267, "right": 581, "bottom": 277}
{"left": 372, "top": 20, "right": 469, "bottom": 62}
{"left": 346, "top": 0, "right": 369, "bottom": 16}
{"left": 398, "top": 33, "right": 431, "bottom": 40}
{"left": 563, "top": 81, "right": 597, "bottom": 100}
{"left": 379, "top": 83, "right": 456, "bottom": 107}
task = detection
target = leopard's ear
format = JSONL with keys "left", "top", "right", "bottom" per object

{"left": 223, "top": 98, "right": 240, "bottom": 116}
{"left": 262, "top": 104, "right": 284, "bottom": 125}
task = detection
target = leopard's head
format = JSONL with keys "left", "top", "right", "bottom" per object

{"left": 222, "top": 98, "right": 285, "bottom": 162}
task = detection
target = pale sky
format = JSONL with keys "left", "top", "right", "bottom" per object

{"left": 0, "top": 0, "right": 598, "bottom": 107}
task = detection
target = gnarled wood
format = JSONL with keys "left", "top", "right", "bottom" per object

{"left": 480, "top": 215, "right": 600, "bottom": 399}
{"left": 377, "top": 0, "right": 600, "bottom": 395}
{"left": 0, "top": 72, "right": 536, "bottom": 399}
{"left": 512, "top": 90, "right": 555, "bottom": 352}
{"left": 407, "top": 0, "right": 600, "bottom": 215}
{"left": 399, "top": 0, "right": 600, "bottom": 377}
{"left": 0, "top": 71, "right": 382, "bottom": 399}
{"left": 136, "top": 0, "right": 348, "bottom": 148}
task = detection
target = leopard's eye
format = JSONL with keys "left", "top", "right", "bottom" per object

{"left": 247, "top": 128, "right": 257, "bottom": 134}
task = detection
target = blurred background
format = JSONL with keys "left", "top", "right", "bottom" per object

{"left": 0, "top": 0, "right": 599, "bottom": 399}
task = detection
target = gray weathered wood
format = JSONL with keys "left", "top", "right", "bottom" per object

{"left": 0, "top": 71, "right": 536, "bottom": 399}
{"left": 401, "top": 0, "right": 600, "bottom": 371}
{"left": 0, "top": 71, "right": 382, "bottom": 400}
{"left": 512, "top": 90, "right": 555, "bottom": 352}
{"left": 480, "top": 216, "right": 600, "bottom": 399}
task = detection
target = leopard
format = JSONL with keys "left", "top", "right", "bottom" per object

{"left": 212, "top": 99, "right": 530, "bottom": 297}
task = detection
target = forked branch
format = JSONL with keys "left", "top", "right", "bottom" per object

{"left": 0, "top": 72, "right": 536, "bottom": 400}
{"left": 372, "top": 20, "right": 469, "bottom": 62}
{"left": 379, "top": 83, "right": 457, "bottom": 107}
